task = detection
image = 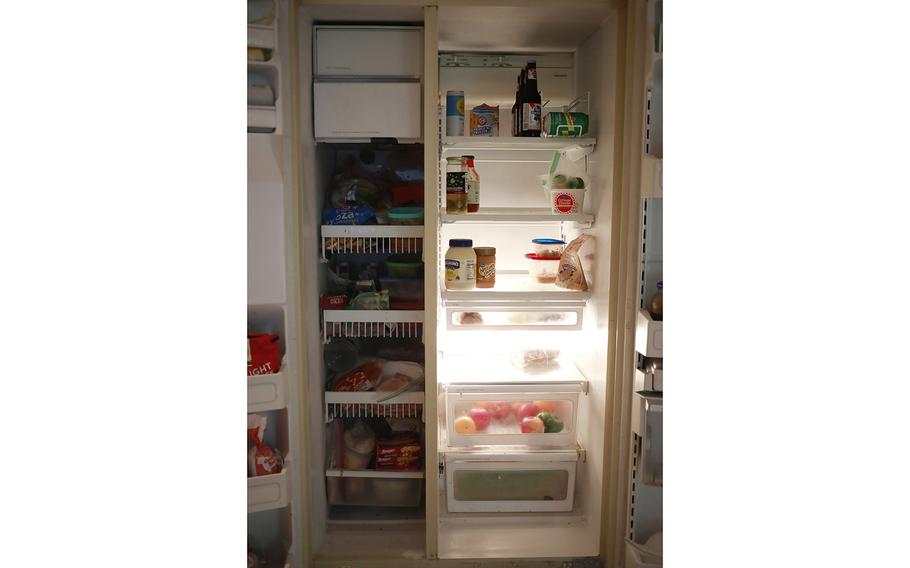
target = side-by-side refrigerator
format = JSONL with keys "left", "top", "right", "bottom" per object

{"left": 246, "top": 1, "right": 662, "bottom": 567}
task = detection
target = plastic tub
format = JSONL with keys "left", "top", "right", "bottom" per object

{"left": 525, "top": 253, "right": 561, "bottom": 284}
{"left": 386, "top": 254, "right": 423, "bottom": 278}
{"left": 380, "top": 277, "right": 424, "bottom": 309}
{"left": 531, "top": 238, "right": 565, "bottom": 259}
{"left": 548, "top": 188, "right": 586, "bottom": 215}
{"left": 327, "top": 476, "right": 422, "bottom": 507}
{"left": 389, "top": 207, "right": 424, "bottom": 225}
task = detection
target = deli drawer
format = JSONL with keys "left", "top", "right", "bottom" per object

{"left": 313, "top": 81, "right": 421, "bottom": 141}
{"left": 443, "top": 382, "right": 583, "bottom": 447}
{"left": 314, "top": 26, "right": 422, "bottom": 78}
{"left": 444, "top": 449, "right": 579, "bottom": 513}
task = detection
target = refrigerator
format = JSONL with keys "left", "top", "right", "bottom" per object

{"left": 247, "top": 0, "right": 663, "bottom": 566}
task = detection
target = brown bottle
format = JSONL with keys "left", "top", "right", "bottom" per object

{"left": 520, "top": 61, "right": 542, "bottom": 137}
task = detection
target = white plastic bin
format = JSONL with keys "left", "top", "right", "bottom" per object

{"left": 315, "top": 26, "right": 422, "bottom": 78}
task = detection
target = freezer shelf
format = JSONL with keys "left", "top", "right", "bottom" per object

{"left": 248, "top": 467, "right": 289, "bottom": 513}
{"left": 443, "top": 448, "right": 579, "bottom": 513}
{"left": 322, "top": 310, "right": 424, "bottom": 342}
{"left": 444, "top": 385, "right": 580, "bottom": 447}
{"left": 323, "top": 391, "right": 424, "bottom": 423}
{"left": 248, "top": 369, "right": 287, "bottom": 413}
{"left": 320, "top": 224, "right": 423, "bottom": 260}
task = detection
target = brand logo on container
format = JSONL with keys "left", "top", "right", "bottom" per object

{"left": 554, "top": 192, "right": 577, "bottom": 214}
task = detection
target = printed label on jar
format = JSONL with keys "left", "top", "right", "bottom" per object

{"left": 446, "top": 172, "right": 466, "bottom": 195}
{"left": 554, "top": 192, "right": 577, "bottom": 214}
{"left": 477, "top": 261, "right": 495, "bottom": 280}
{"left": 446, "top": 258, "right": 475, "bottom": 282}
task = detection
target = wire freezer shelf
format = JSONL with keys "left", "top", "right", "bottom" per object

{"left": 324, "top": 392, "right": 425, "bottom": 423}
{"left": 322, "top": 310, "right": 425, "bottom": 343}
{"left": 320, "top": 225, "right": 424, "bottom": 260}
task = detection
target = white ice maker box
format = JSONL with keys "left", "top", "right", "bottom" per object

{"left": 314, "top": 81, "right": 421, "bottom": 141}
{"left": 314, "top": 26, "right": 422, "bottom": 78}
{"left": 444, "top": 382, "right": 583, "bottom": 447}
{"left": 444, "top": 449, "right": 578, "bottom": 513}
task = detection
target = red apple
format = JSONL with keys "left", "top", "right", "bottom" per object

{"left": 521, "top": 416, "right": 545, "bottom": 433}
{"left": 482, "top": 401, "right": 513, "bottom": 420}
{"left": 467, "top": 407, "right": 491, "bottom": 431}
{"left": 516, "top": 402, "right": 542, "bottom": 421}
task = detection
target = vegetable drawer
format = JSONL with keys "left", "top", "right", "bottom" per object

{"left": 444, "top": 449, "right": 578, "bottom": 513}
{"left": 444, "top": 383, "right": 582, "bottom": 447}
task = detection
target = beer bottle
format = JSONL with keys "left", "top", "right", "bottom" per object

{"left": 521, "top": 61, "right": 542, "bottom": 137}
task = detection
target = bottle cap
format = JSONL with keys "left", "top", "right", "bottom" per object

{"left": 449, "top": 239, "right": 473, "bottom": 247}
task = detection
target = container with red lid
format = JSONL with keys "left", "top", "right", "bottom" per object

{"left": 525, "top": 253, "right": 561, "bottom": 284}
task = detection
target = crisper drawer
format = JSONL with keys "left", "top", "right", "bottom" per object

{"left": 445, "top": 450, "right": 578, "bottom": 513}
{"left": 326, "top": 474, "right": 422, "bottom": 508}
{"left": 314, "top": 82, "right": 421, "bottom": 140}
{"left": 444, "top": 383, "right": 582, "bottom": 447}
{"left": 315, "top": 26, "right": 422, "bottom": 78}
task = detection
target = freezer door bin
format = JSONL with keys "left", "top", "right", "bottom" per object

{"left": 315, "top": 27, "right": 422, "bottom": 78}
{"left": 314, "top": 82, "right": 421, "bottom": 140}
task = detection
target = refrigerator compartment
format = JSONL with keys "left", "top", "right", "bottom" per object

{"left": 446, "top": 302, "right": 583, "bottom": 331}
{"left": 635, "top": 308, "right": 663, "bottom": 358}
{"left": 248, "top": 368, "right": 287, "bottom": 413}
{"left": 326, "top": 470, "right": 423, "bottom": 507}
{"left": 379, "top": 277, "right": 424, "bottom": 309}
{"left": 315, "top": 26, "right": 422, "bottom": 78}
{"left": 632, "top": 393, "right": 663, "bottom": 487}
{"left": 441, "top": 207, "right": 593, "bottom": 227}
{"left": 634, "top": 368, "right": 663, "bottom": 392}
{"left": 321, "top": 225, "right": 423, "bottom": 260}
{"left": 444, "top": 449, "right": 578, "bottom": 513}
{"left": 441, "top": 272, "right": 590, "bottom": 302}
{"left": 314, "top": 81, "right": 421, "bottom": 141}
{"left": 324, "top": 392, "right": 424, "bottom": 423}
{"left": 323, "top": 310, "right": 424, "bottom": 343}
{"left": 249, "top": 467, "right": 289, "bottom": 513}
{"left": 444, "top": 383, "right": 581, "bottom": 447}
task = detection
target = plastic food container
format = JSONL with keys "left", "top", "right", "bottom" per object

{"left": 380, "top": 278, "right": 424, "bottom": 309}
{"left": 548, "top": 188, "right": 586, "bottom": 215}
{"left": 531, "top": 238, "right": 565, "bottom": 259}
{"left": 326, "top": 476, "right": 422, "bottom": 507}
{"left": 343, "top": 447, "right": 373, "bottom": 470}
{"left": 525, "top": 253, "right": 561, "bottom": 284}
{"left": 386, "top": 254, "right": 423, "bottom": 278}
{"left": 389, "top": 207, "right": 424, "bottom": 225}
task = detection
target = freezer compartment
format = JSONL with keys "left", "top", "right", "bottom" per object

{"left": 635, "top": 308, "right": 663, "bottom": 358}
{"left": 444, "top": 450, "right": 578, "bottom": 513}
{"left": 326, "top": 472, "right": 423, "bottom": 508}
{"left": 444, "top": 384, "right": 580, "bottom": 447}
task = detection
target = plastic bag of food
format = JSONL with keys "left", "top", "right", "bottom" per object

{"left": 331, "top": 360, "right": 383, "bottom": 392}
{"left": 510, "top": 348, "right": 561, "bottom": 370}
{"left": 376, "top": 432, "right": 422, "bottom": 470}
{"left": 248, "top": 414, "right": 283, "bottom": 477}
{"left": 348, "top": 290, "right": 390, "bottom": 310}
{"left": 544, "top": 147, "right": 591, "bottom": 190}
{"left": 343, "top": 420, "right": 377, "bottom": 470}
{"left": 556, "top": 234, "right": 595, "bottom": 291}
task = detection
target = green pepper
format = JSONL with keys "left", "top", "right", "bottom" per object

{"left": 537, "top": 412, "right": 564, "bottom": 434}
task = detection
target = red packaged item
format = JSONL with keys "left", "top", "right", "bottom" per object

{"left": 248, "top": 414, "right": 283, "bottom": 477}
{"left": 331, "top": 361, "right": 383, "bottom": 392}
{"left": 392, "top": 185, "right": 424, "bottom": 205}
{"left": 321, "top": 294, "right": 349, "bottom": 310}
{"left": 248, "top": 334, "right": 280, "bottom": 376}
{"left": 375, "top": 432, "right": 421, "bottom": 471}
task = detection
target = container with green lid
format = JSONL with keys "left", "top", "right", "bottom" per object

{"left": 388, "top": 207, "right": 425, "bottom": 226}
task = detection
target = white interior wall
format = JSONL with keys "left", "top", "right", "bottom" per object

{"left": 249, "top": 134, "right": 288, "bottom": 305}
{"left": 569, "top": 11, "right": 619, "bottom": 554}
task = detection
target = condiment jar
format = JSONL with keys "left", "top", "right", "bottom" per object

{"left": 445, "top": 239, "right": 476, "bottom": 290}
{"left": 445, "top": 157, "right": 468, "bottom": 214}
{"left": 649, "top": 281, "right": 663, "bottom": 321}
{"left": 473, "top": 247, "right": 496, "bottom": 288}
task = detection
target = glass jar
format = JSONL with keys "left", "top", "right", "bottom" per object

{"left": 445, "top": 239, "right": 476, "bottom": 290}
{"left": 473, "top": 246, "right": 496, "bottom": 288}
{"left": 649, "top": 281, "right": 662, "bottom": 321}
{"left": 464, "top": 155, "right": 480, "bottom": 213}
{"left": 445, "top": 157, "right": 468, "bottom": 214}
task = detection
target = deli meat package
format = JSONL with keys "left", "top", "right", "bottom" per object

{"left": 556, "top": 234, "right": 595, "bottom": 291}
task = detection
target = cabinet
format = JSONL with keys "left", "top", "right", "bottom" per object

{"left": 313, "top": 81, "right": 421, "bottom": 141}
{"left": 315, "top": 27, "right": 422, "bottom": 78}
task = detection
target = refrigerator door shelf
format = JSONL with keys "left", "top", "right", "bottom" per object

{"left": 320, "top": 224, "right": 424, "bottom": 260}
{"left": 441, "top": 136, "right": 596, "bottom": 152}
{"left": 248, "top": 25, "right": 277, "bottom": 50}
{"left": 445, "top": 302, "right": 583, "bottom": 331}
{"left": 635, "top": 308, "right": 663, "bottom": 358}
{"left": 632, "top": 393, "right": 663, "bottom": 487}
{"left": 444, "top": 449, "right": 578, "bottom": 513}
{"left": 322, "top": 310, "right": 424, "bottom": 343}
{"left": 441, "top": 272, "right": 591, "bottom": 303}
{"left": 248, "top": 466, "right": 289, "bottom": 513}
{"left": 445, "top": 388, "right": 580, "bottom": 448}
{"left": 440, "top": 207, "right": 593, "bottom": 227}
{"left": 634, "top": 368, "right": 663, "bottom": 393}
{"left": 248, "top": 368, "right": 287, "bottom": 413}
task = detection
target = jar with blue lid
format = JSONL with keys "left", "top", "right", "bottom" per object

{"left": 531, "top": 238, "right": 566, "bottom": 259}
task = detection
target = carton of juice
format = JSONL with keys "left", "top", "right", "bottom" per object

{"left": 470, "top": 104, "right": 499, "bottom": 137}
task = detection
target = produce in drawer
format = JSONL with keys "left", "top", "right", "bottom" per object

{"left": 537, "top": 411, "right": 565, "bottom": 433}
{"left": 520, "top": 415, "right": 545, "bottom": 434}
{"left": 533, "top": 400, "right": 558, "bottom": 413}
{"left": 453, "top": 415, "right": 477, "bottom": 435}
{"left": 480, "top": 401, "right": 513, "bottom": 420}
{"left": 466, "top": 407, "right": 491, "bottom": 431}
{"left": 515, "top": 402, "right": 541, "bottom": 421}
